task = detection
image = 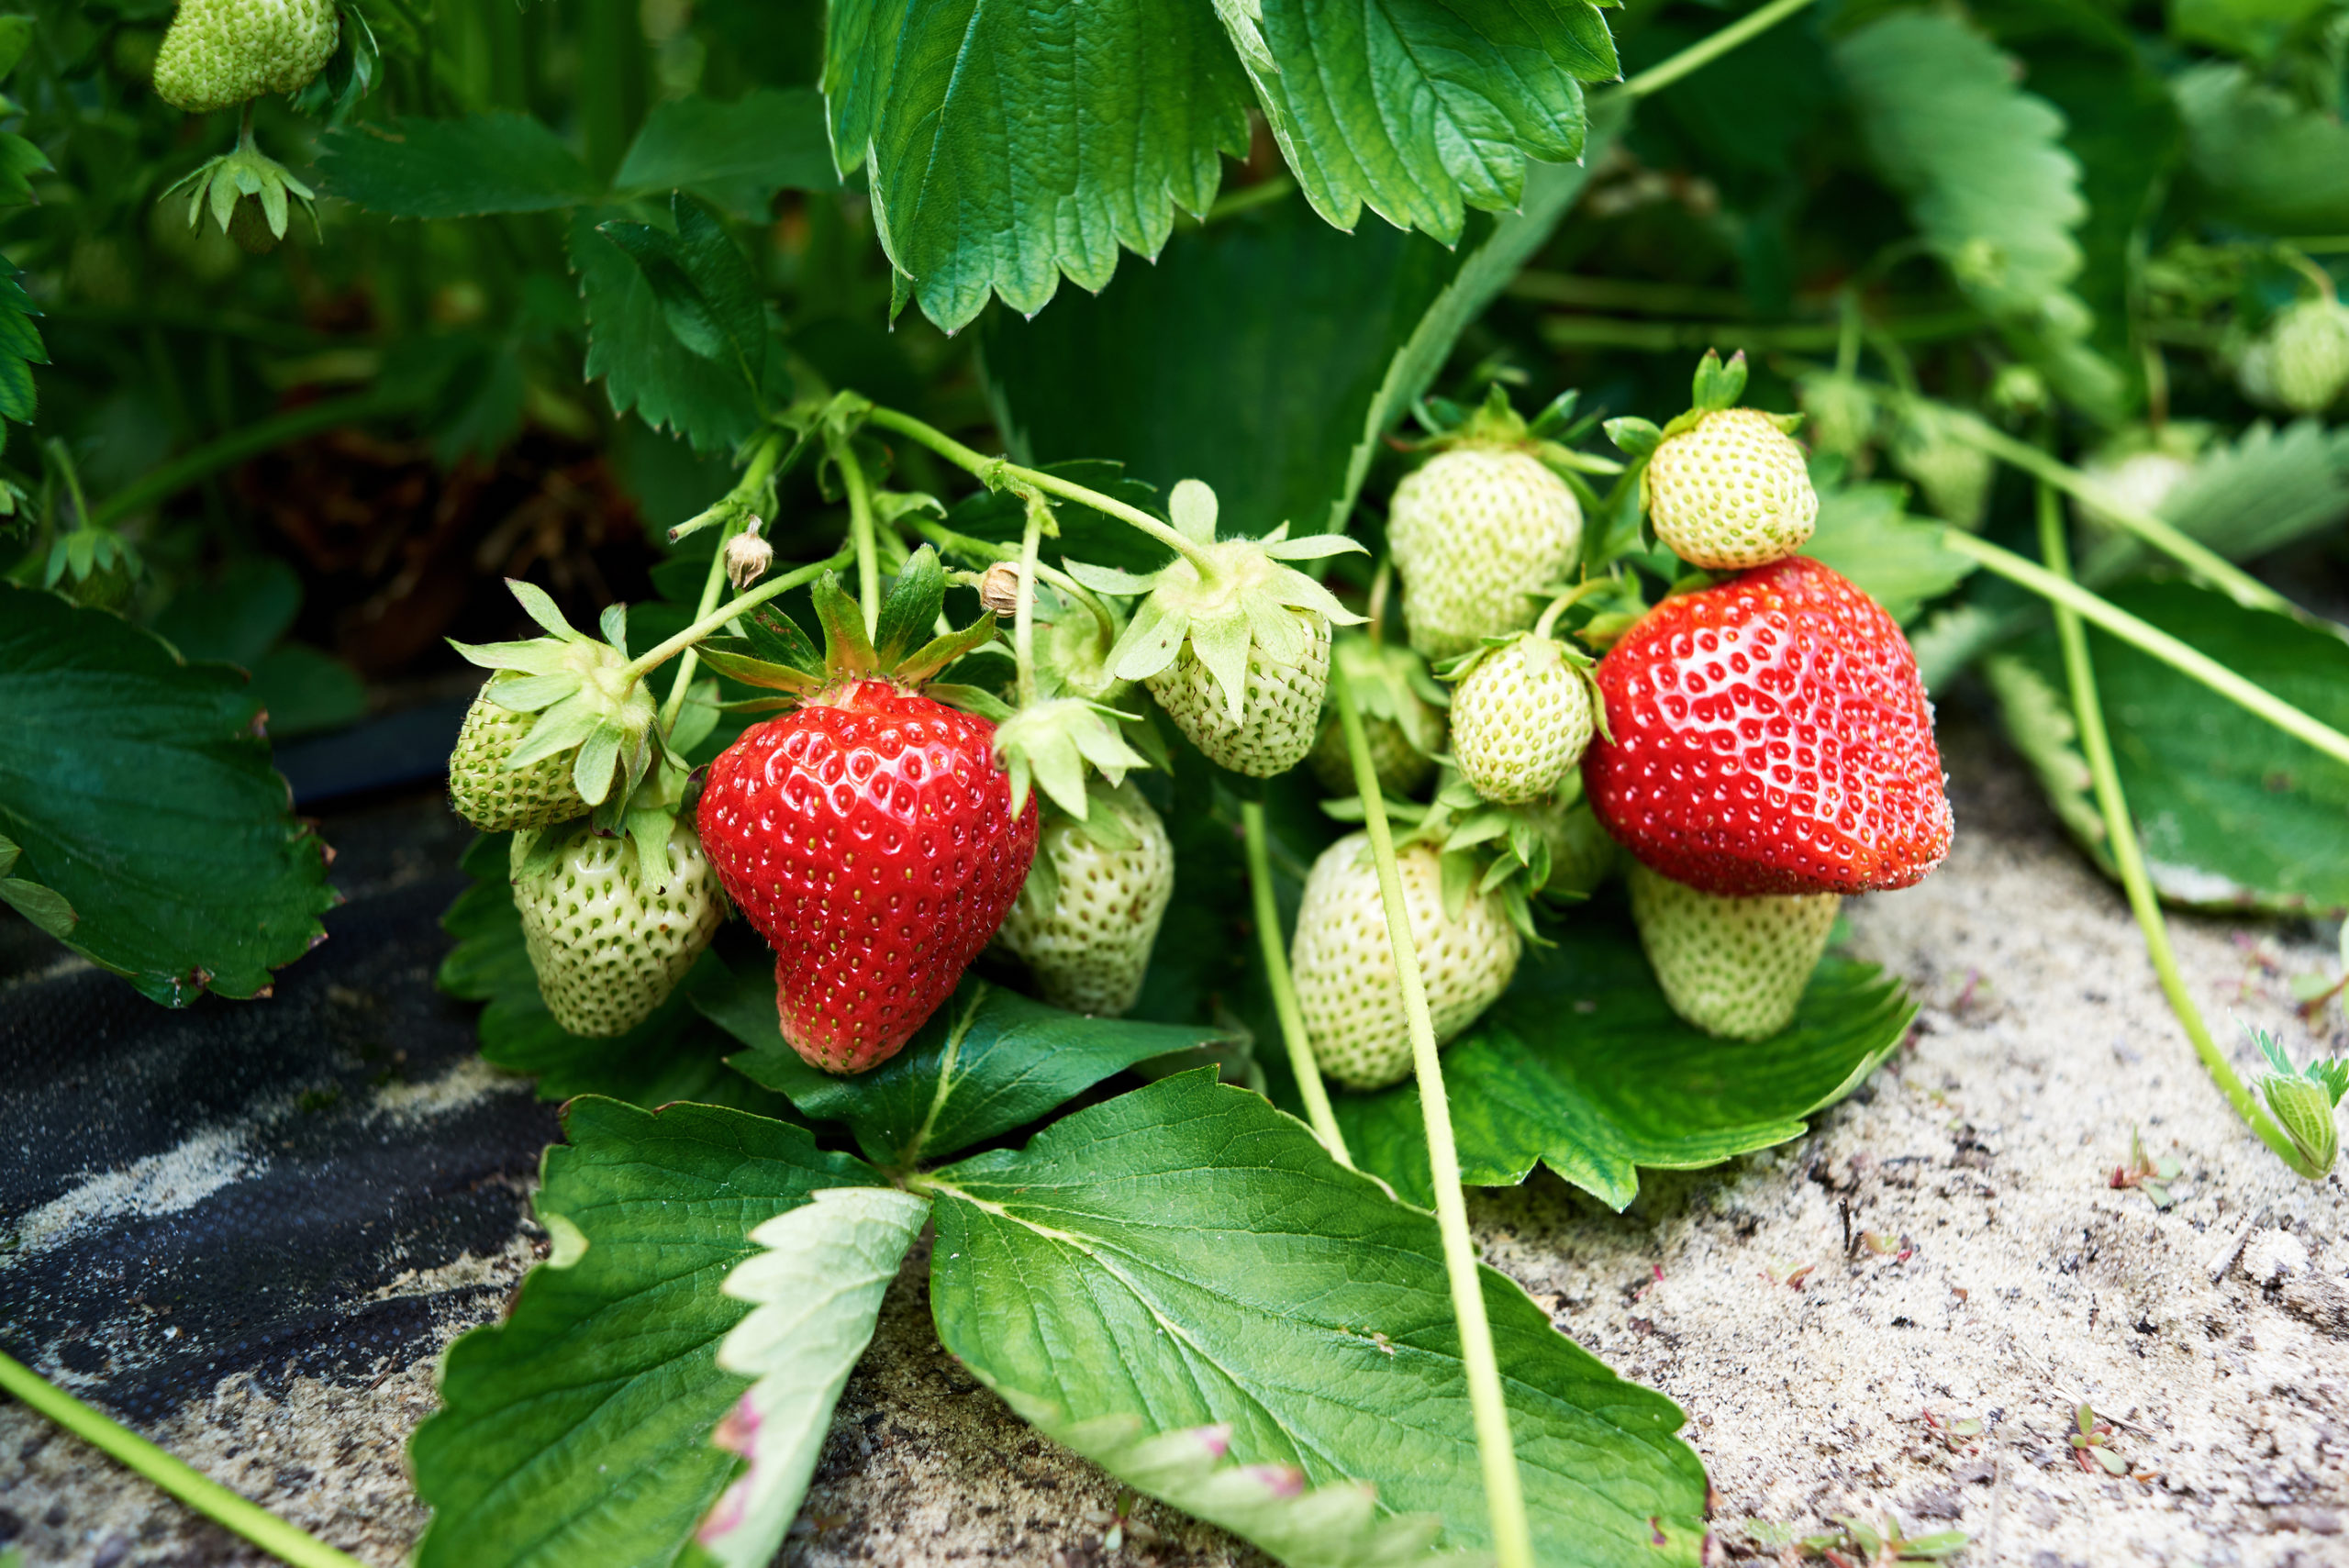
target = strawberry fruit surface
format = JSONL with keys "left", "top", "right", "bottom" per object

{"left": 1585, "top": 556, "right": 1951, "bottom": 897}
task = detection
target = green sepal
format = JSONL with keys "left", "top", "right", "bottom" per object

{"left": 809, "top": 572, "right": 879, "bottom": 678}
{"left": 740, "top": 605, "right": 823, "bottom": 675}
{"left": 598, "top": 603, "right": 630, "bottom": 659}
{"left": 506, "top": 694, "right": 605, "bottom": 769}
{"left": 873, "top": 546, "right": 948, "bottom": 667}
{"left": 1690, "top": 349, "right": 1749, "bottom": 412}
{"left": 1605, "top": 417, "right": 1664, "bottom": 458}
{"left": 573, "top": 722, "right": 626, "bottom": 806}
{"left": 507, "top": 578, "right": 578, "bottom": 639}
{"left": 696, "top": 640, "right": 827, "bottom": 695}
{"left": 926, "top": 684, "right": 1015, "bottom": 723}
{"left": 993, "top": 696, "right": 1150, "bottom": 819}
{"left": 448, "top": 637, "right": 573, "bottom": 674}
{"left": 895, "top": 613, "right": 1002, "bottom": 686}
{"left": 2253, "top": 1024, "right": 2345, "bottom": 1174}
{"left": 481, "top": 672, "right": 581, "bottom": 713}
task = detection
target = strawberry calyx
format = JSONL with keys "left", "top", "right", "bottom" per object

{"left": 1068, "top": 479, "right": 1366, "bottom": 724}
{"left": 1605, "top": 349, "right": 1804, "bottom": 459}
{"left": 450, "top": 579, "right": 662, "bottom": 812}
{"left": 161, "top": 123, "right": 318, "bottom": 251}
{"left": 1403, "top": 384, "right": 1624, "bottom": 490}
{"left": 690, "top": 544, "right": 1001, "bottom": 714}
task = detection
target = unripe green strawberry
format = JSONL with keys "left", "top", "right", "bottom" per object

{"left": 1450, "top": 635, "right": 1598, "bottom": 806}
{"left": 1146, "top": 610, "right": 1330, "bottom": 777}
{"left": 1892, "top": 409, "right": 1994, "bottom": 529}
{"left": 1292, "top": 832, "right": 1523, "bottom": 1091}
{"left": 1645, "top": 407, "right": 1817, "bottom": 570}
{"left": 449, "top": 678, "right": 590, "bottom": 833}
{"left": 2267, "top": 299, "right": 2349, "bottom": 415}
{"left": 997, "top": 783, "right": 1174, "bottom": 1017}
{"left": 1388, "top": 448, "right": 1583, "bottom": 661}
{"left": 1529, "top": 795, "right": 1614, "bottom": 898}
{"left": 512, "top": 821, "right": 725, "bottom": 1039}
{"left": 153, "top": 0, "right": 340, "bottom": 115}
{"left": 1627, "top": 862, "right": 1838, "bottom": 1040}
{"left": 1308, "top": 635, "right": 1443, "bottom": 796}
{"left": 1796, "top": 373, "right": 1876, "bottom": 461}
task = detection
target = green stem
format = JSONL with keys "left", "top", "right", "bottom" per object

{"left": 1942, "top": 530, "right": 2349, "bottom": 771}
{"left": 829, "top": 428, "right": 883, "bottom": 638}
{"left": 1240, "top": 799, "right": 1353, "bottom": 1168}
{"left": 1834, "top": 290, "right": 1862, "bottom": 379}
{"left": 1505, "top": 272, "right": 1752, "bottom": 317}
{"left": 620, "top": 550, "right": 854, "bottom": 685}
{"left": 909, "top": 517, "right": 1121, "bottom": 648}
{"left": 89, "top": 390, "right": 420, "bottom": 531}
{"left": 864, "top": 406, "right": 1218, "bottom": 575}
{"left": 1616, "top": 0, "right": 1822, "bottom": 97}
{"left": 1014, "top": 498, "right": 1044, "bottom": 710}
{"left": 45, "top": 438, "right": 93, "bottom": 531}
{"left": 1330, "top": 662, "right": 1531, "bottom": 1568}
{"left": 1204, "top": 175, "right": 1296, "bottom": 224}
{"left": 1945, "top": 415, "right": 2292, "bottom": 617}
{"left": 661, "top": 433, "right": 787, "bottom": 730}
{"left": 0, "top": 1352, "right": 366, "bottom": 1568}
{"left": 2032, "top": 484, "right": 2318, "bottom": 1178}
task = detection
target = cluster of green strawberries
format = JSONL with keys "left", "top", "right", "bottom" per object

{"left": 447, "top": 357, "right": 1952, "bottom": 1096}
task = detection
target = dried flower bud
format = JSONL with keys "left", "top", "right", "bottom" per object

{"left": 724, "top": 517, "right": 773, "bottom": 590}
{"left": 979, "top": 562, "right": 1023, "bottom": 617}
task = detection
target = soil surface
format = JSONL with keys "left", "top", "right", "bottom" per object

{"left": 2, "top": 720, "right": 2343, "bottom": 1568}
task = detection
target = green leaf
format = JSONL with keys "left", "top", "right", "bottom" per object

{"left": 696, "top": 1187, "right": 930, "bottom": 1568}
{"left": 0, "top": 253, "right": 49, "bottom": 423}
{"left": 0, "top": 130, "right": 50, "bottom": 207}
{"left": 151, "top": 557, "right": 302, "bottom": 667}
{"left": 438, "top": 835, "right": 792, "bottom": 1112}
{"left": 829, "top": 0, "right": 1615, "bottom": 332}
{"left": 599, "top": 195, "right": 768, "bottom": 388}
{"left": 319, "top": 114, "right": 605, "bottom": 217}
{"left": 2173, "top": 62, "right": 2349, "bottom": 235}
{"left": 246, "top": 644, "right": 368, "bottom": 740}
{"left": 1834, "top": 14, "right": 2118, "bottom": 418}
{"left": 871, "top": 544, "right": 946, "bottom": 667}
{"left": 1990, "top": 577, "right": 2349, "bottom": 917}
{"left": 571, "top": 206, "right": 762, "bottom": 452}
{"left": 1326, "top": 912, "right": 1916, "bottom": 1210}
{"left": 411, "top": 1097, "right": 887, "bottom": 1568}
{"left": 696, "top": 953, "right": 1227, "bottom": 1168}
{"left": 0, "top": 585, "right": 334, "bottom": 1005}
{"left": 823, "top": 0, "right": 1254, "bottom": 330}
{"left": 1228, "top": 0, "right": 1616, "bottom": 243}
{"left": 1801, "top": 471, "right": 1976, "bottom": 625}
{"left": 926, "top": 1072, "right": 1709, "bottom": 1564}
{"left": 983, "top": 116, "right": 1613, "bottom": 539}
{"left": 2171, "top": 0, "right": 2334, "bottom": 60}
{"left": 614, "top": 87, "right": 837, "bottom": 217}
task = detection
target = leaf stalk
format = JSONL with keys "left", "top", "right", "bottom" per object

{"left": 1617, "top": 0, "right": 1822, "bottom": 98}
{"left": 863, "top": 406, "right": 1219, "bottom": 575}
{"left": 1948, "top": 415, "right": 2291, "bottom": 617}
{"left": 618, "top": 549, "right": 854, "bottom": 687}
{"left": 1941, "top": 530, "right": 2349, "bottom": 771}
{"left": 1331, "top": 661, "right": 1532, "bottom": 1568}
{"left": 0, "top": 1351, "right": 367, "bottom": 1568}
{"left": 2031, "top": 484, "right": 2320, "bottom": 1178}
{"left": 660, "top": 430, "right": 788, "bottom": 730}
{"left": 1240, "top": 798, "right": 1353, "bottom": 1167}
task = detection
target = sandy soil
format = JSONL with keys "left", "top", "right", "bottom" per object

{"left": 2, "top": 726, "right": 2343, "bottom": 1567}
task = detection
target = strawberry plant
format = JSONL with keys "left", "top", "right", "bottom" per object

{"left": 6, "top": 0, "right": 2349, "bottom": 1564}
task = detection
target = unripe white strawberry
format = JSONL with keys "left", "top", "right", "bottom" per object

{"left": 512, "top": 822, "right": 724, "bottom": 1039}
{"left": 2267, "top": 299, "right": 2349, "bottom": 415}
{"left": 154, "top": 0, "right": 340, "bottom": 115}
{"left": 1146, "top": 609, "right": 1330, "bottom": 777}
{"left": 1796, "top": 373, "right": 1876, "bottom": 461}
{"left": 1291, "top": 832, "right": 1523, "bottom": 1091}
{"left": 1388, "top": 448, "right": 1583, "bottom": 661}
{"left": 2075, "top": 446, "right": 2193, "bottom": 534}
{"left": 1449, "top": 635, "right": 1598, "bottom": 806}
{"left": 1627, "top": 862, "right": 1839, "bottom": 1040}
{"left": 1645, "top": 407, "right": 1817, "bottom": 569}
{"left": 449, "top": 679, "right": 590, "bottom": 832}
{"left": 997, "top": 783, "right": 1174, "bottom": 1017}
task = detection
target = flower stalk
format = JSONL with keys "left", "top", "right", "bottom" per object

{"left": 1331, "top": 660, "right": 1532, "bottom": 1568}
{"left": 1241, "top": 798, "right": 1353, "bottom": 1167}
{"left": 2032, "top": 483, "right": 2321, "bottom": 1178}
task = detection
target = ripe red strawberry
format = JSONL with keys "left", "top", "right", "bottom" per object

{"left": 1583, "top": 556, "right": 1952, "bottom": 897}
{"left": 693, "top": 550, "right": 1036, "bottom": 1073}
{"left": 699, "top": 681, "right": 1036, "bottom": 1073}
